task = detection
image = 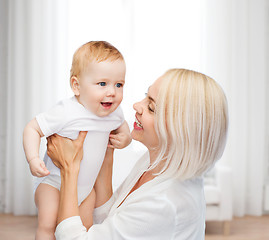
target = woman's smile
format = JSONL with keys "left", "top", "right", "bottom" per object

{"left": 134, "top": 115, "right": 143, "bottom": 130}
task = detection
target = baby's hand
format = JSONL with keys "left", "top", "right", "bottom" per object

{"left": 108, "top": 132, "right": 132, "bottom": 149}
{"left": 28, "top": 157, "right": 50, "bottom": 177}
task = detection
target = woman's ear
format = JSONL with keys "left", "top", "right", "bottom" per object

{"left": 70, "top": 76, "right": 80, "bottom": 96}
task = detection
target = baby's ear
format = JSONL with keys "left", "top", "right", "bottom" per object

{"left": 70, "top": 76, "right": 80, "bottom": 96}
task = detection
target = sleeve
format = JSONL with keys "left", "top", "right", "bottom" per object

{"left": 55, "top": 195, "right": 176, "bottom": 240}
{"left": 93, "top": 194, "right": 116, "bottom": 224}
{"left": 36, "top": 100, "right": 66, "bottom": 137}
{"left": 55, "top": 216, "right": 88, "bottom": 240}
{"left": 112, "top": 106, "right": 125, "bottom": 129}
{"left": 118, "top": 106, "right": 125, "bottom": 126}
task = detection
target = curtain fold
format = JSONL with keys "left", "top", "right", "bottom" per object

{"left": 3, "top": 0, "right": 69, "bottom": 215}
{"left": 203, "top": 0, "right": 267, "bottom": 216}
{"left": 0, "top": 0, "right": 9, "bottom": 212}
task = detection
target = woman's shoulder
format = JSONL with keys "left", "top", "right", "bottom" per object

{"left": 168, "top": 177, "right": 204, "bottom": 197}
{"left": 163, "top": 177, "right": 204, "bottom": 205}
{"left": 163, "top": 177, "right": 205, "bottom": 224}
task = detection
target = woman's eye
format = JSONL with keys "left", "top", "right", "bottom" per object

{"left": 148, "top": 105, "right": 155, "bottom": 113}
{"left": 98, "top": 82, "right": 106, "bottom": 86}
{"left": 116, "top": 83, "right": 123, "bottom": 88}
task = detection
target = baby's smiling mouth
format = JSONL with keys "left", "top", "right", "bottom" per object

{"left": 101, "top": 102, "right": 112, "bottom": 107}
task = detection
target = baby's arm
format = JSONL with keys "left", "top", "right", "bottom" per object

{"left": 23, "top": 118, "right": 50, "bottom": 177}
{"left": 108, "top": 120, "right": 132, "bottom": 149}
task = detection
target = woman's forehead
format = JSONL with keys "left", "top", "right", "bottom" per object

{"left": 148, "top": 77, "right": 163, "bottom": 98}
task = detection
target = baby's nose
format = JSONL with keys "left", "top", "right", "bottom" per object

{"left": 107, "top": 86, "right": 116, "bottom": 96}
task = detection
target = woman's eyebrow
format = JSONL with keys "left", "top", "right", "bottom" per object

{"left": 147, "top": 87, "right": 156, "bottom": 103}
{"left": 148, "top": 95, "right": 155, "bottom": 103}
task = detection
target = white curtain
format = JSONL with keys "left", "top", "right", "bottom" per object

{"left": 1, "top": 0, "right": 69, "bottom": 215}
{"left": 68, "top": 0, "right": 269, "bottom": 216}
{"left": 203, "top": 0, "right": 268, "bottom": 216}
{"left": 0, "top": 0, "right": 9, "bottom": 212}
{"left": 0, "top": 0, "right": 268, "bottom": 217}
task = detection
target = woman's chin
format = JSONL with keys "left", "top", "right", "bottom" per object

{"left": 131, "top": 130, "right": 141, "bottom": 142}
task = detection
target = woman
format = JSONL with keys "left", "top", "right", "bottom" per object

{"left": 47, "top": 69, "right": 228, "bottom": 239}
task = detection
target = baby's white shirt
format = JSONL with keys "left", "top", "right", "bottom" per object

{"left": 34, "top": 96, "right": 124, "bottom": 203}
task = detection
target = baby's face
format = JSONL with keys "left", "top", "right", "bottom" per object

{"left": 76, "top": 59, "right": 126, "bottom": 117}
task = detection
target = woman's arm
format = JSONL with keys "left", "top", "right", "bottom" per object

{"left": 94, "top": 147, "right": 114, "bottom": 208}
{"left": 94, "top": 121, "right": 131, "bottom": 207}
{"left": 46, "top": 131, "right": 87, "bottom": 224}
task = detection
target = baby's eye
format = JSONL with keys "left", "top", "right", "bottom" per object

{"left": 116, "top": 83, "right": 123, "bottom": 88}
{"left": 98, "top": 82, "right": 106, "bottom": 86}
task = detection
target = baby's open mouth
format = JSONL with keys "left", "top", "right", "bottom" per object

{"left": 101, "top": 102, "right": 112, "bottom": 107}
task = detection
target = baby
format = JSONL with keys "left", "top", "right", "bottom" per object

{"left": 23, "top": 41, "right": 131, "bottom": 239}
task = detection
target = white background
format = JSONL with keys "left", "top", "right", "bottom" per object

{"left": 0, "top": 0, "right": 268, "bottom": 217}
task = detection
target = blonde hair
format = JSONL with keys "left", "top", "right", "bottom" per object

{"left": 151, "top": 69, "right": 228, "bottom": 180}
{"left": 70, "top": 41, "right": 124, "bottom": 79}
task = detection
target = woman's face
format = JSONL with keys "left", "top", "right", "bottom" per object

{"left": 131, "top": 77, "right": 163, "bottom": 150}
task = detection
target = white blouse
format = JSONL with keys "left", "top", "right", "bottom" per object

{"left": 55, "top": 152, "right": 206, "bottom": 240}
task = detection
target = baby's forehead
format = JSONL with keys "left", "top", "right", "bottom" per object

{"left": 80, "top": 61, "right": 126, "bottom": 80}
{"left": 88, "top": 57, "right": 125, "bottom": 65}
{"left": 85, "top": 58, "right": 125, "bottom": 68}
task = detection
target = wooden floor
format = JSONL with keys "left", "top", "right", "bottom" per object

{"left": 0, "top": 214, "right": 37, "bottom": 240}
{"left": 0, "top": 214, "right": 268, "bottom": 240}
{"left": 205, "top": 216, "right": 269, "bottom": 240}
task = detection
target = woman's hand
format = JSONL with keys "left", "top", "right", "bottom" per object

{"left": 46, "top": 131, "right": 87, "bottom": 174}
{"left": 46, "top": 131, "right": 88, "bottom": 225}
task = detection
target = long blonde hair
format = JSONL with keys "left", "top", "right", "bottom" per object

{"left": 150, "top": 69, "right": 228, "bottom": 180}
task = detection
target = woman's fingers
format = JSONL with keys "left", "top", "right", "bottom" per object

{"left": 46, "top": 135, "right": 54, "bottom": 155}
{"left": 47, "top": 134, "right": 63, "bottom": 160}
{"left": 77, "top": 131, "right": 87, "bottom": 145}
{"left": 46, "top": 132, "right": 86, "bottom": 173}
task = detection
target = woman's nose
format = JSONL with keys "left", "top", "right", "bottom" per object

{"left": 133, "top": 101, "right": 143, "bottom": 114}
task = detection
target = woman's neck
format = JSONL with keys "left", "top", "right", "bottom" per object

{"left": 148, "top": 149, "right": 165, "bottom": 175}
